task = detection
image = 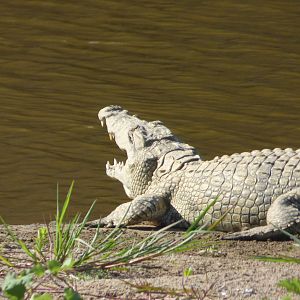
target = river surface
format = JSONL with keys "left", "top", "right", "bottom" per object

{"left": 1, "top": 1, "right": 300, "bottom": 224}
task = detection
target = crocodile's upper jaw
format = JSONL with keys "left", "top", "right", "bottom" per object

{"left": 99, "top": 105, "right": 178, "bottom": 156}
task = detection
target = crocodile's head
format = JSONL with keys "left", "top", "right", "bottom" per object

{"left": 99, "top": 105, "right": 200, "bottom": 198}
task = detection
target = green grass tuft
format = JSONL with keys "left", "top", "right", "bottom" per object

{"left": 0, "top": 182, "right": 217, "bottom": 299}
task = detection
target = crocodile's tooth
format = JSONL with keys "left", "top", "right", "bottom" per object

{"left": 114, "top": 158, "right": 117, "bottom": 165}
{"left": 108, "top": 133, "right": 115, "bottom": 141}
{"left": 106, "top": 161, "right": 110, "bottom": 169}
{"left": 100, "top": 117, "right": 106, "bottom": 127}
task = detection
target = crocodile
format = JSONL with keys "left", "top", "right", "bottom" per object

{"left": 88, "top": 105, "right": 300, "bottom": 239}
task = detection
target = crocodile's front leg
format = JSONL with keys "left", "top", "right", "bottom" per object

{"left": 87, "top": 193, "right": 169, "bottom": 227}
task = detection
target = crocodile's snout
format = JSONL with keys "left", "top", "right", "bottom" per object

{"left": 98, "top": 105, "right": 125, "bottom": 122}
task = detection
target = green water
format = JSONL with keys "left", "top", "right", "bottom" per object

{"left": 1, "top": 1, "right": 300, "bottom": 223}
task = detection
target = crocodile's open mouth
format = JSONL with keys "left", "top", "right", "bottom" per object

{"left": 98, "top": 106, "right": 145, "bottom": 181}
{"left": 99, "top": 117, "right": 127, "bottom": 178}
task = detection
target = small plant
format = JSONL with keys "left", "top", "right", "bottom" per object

{"left": 0, "top": 182, "right": 217, "bottom": 299}
{"left": 183, "top": 266, "right": 193, "bottom": 278}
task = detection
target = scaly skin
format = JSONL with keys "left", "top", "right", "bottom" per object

{"left": 87, "top": 106, "right": 300, "bottom": 240}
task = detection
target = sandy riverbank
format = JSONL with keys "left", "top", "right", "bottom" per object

{"left": 1, "top": 224, "right": 300, "bottom": 299}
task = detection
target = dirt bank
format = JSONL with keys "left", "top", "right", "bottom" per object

{"left": 1, "top": 224, "right": 300, "bottom": 299}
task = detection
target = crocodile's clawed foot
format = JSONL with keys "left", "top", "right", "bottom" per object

{"left": 85, "top": 217, "right": 117, "bottom": 228}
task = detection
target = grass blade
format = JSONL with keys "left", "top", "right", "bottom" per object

{"left": 255, "top": 256, "right": 300, "bottom": 264}
{"left": 58, "top": 181, "right": 74, "bottom": 226}
{"left": 186, "top": 197, "right": 218, "bottom": 233}
{"left": 0, "top": 217, "right": 36, "bottom": 261}
{"left": 0, "top": 255, "right": 14, "bottom": 267}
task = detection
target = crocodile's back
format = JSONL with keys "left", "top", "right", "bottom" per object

{"left": 172, "top": 148, "right": 300, "bottom": 231}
